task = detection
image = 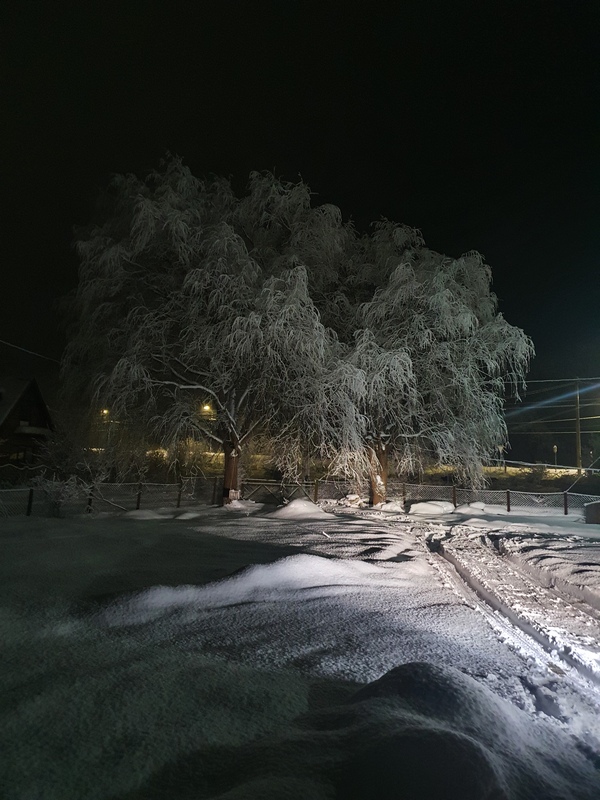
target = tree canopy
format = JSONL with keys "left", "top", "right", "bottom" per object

{"left": 63, "top": 156, "right": 533, "bottom": 500}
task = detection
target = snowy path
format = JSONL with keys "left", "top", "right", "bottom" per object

{"left": 222, "top": 503, "right": 600, "bottom": 748}
{"left": 500, "top": 533, "right": 600, "bottom": 610}
{"left": 430, "top": 541, "right": 600, "bottom": 731}
{"left": 320, "top": 505, "right": 600, "bottom": 742}
{"left": 431, "top": 527, "right": 600, "bottom": 680}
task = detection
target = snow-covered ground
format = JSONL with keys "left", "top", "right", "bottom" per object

{"left": 1, "top": 498, "right": 600, "bottom": 799}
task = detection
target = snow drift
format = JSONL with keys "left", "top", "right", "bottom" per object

{"left": 101, "top": 553, "right": 413, "bottom": 625}
{"left": 127, "top": 661, "right": 600, "bottom": 799}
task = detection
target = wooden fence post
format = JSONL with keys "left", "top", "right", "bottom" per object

{"left": 563, "top": 492, "right": 568, "bottom": 515}
{"left": 86, "top": 487, "right": 93, "bottom": 513}
{"left": 313, "top": 479, "right": 319, "bottom": 504}
{"left": 136, "top": 483, "right": 142, "bottom": 510}
{"left": 176, "top": 479, "right": 183, "bottom": 508}
{"left": 506, "top": 489, "right": 511, "bottom": 513}
{"left": 26, "top": 488, "right": 34, "bottom": 516}
{"left": 452, "top": 486, "right": 457, "bottom": 508}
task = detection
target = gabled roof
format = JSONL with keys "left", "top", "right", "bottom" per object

{"left": 0, "top": 376, "right": 53, "bottom": 429}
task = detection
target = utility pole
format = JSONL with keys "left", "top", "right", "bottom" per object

{"left": 575, "top": 380, "right": 582, "bottom": 476}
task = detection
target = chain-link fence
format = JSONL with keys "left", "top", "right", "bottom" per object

{"left": 507, "top": 491, "right": 564, "bottom": 510}
{"left": 241, "top": 480, "right": 327, "bottom": 504}
{"left": 0, "top": 476, "right": 224, "bottom": 518}
{"left": 0, "top": 488, "right": 33, "bottom": 517}
{"left": 2, "top": 476, "right": 600, "bottom": 518}
{"left": 236, "top": 479, "right": 371, "bottom": 504}
{"left": 560, "top": 492, "right": 600, "bottom": 513}
{"left": 402, "top": 484, "right": 596, "bottom": 515}
{"left": 313, "top": 479, "right": 369, "bottom": 501}
{"left": 402, "top": 483, "right": 453, "bottom": 503}
{"left": 453, "top": 487, "right": 565, "bottom": 510}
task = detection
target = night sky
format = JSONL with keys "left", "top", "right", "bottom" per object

{"left": 3, "top": 0, "right": 599, "bottom": 398}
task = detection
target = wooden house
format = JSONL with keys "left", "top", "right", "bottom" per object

{"left": 0, "top": 377, "right": 54, "bottom": 464}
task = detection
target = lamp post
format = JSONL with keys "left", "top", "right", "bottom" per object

{"left": 553, "top": 444, "right": 557, "bottom": 469}
{"left": 497, "top": 444, "right": 506, "bottom": 473}
{"left": 101, "top": 408, "right": 111, "bottom": 448}
{"left": 575, "top": 380, "right": 582, "bottom": 476}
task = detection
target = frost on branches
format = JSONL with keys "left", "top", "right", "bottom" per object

{"left": 63, "top": 156, "right": 533, "bottom": 503}
{"left": 351, "top": 227, "right": 534, "bottom": 501}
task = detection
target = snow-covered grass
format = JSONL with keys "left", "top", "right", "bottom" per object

{"left": 1, "top": 500, "right": 600, "bottom": 798}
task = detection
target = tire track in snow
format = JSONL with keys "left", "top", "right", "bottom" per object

{"left": 427, "top": 528, "right": 600, "bottom": 687}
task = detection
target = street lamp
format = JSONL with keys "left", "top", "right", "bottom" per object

{"left": 497, "top": 444, "right": 506, "bottom": 472}
{"left": 553, "top": 444, "right": 557, "bottom": 469}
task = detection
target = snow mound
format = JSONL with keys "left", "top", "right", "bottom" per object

{"left": 336, "top": 493, "right": 368, "bottom": 508}
{"left": 222, "top": 499, "right": 261, "bottom": 513}
{"left": 269, "top": 498, "right": 331, "bottom": 519}
{"left": 130, "top": 661, "right": 600, "bottom": 799}
{"left": 103, "top": 554, "right": 402, "bottom": 624}
{"left": 408, "top": 500, "right": 455, "bottom": 515}
{"left": 340, "top": 661, "right": 600, "bottom": 799}
{"left": 379, "top": 500, "right": 406, "bottom": 513}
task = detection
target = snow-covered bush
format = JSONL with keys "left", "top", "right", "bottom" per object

{"left": 31, "top": 474, "right": 88, "bottom": 517}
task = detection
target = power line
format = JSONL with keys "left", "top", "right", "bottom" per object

{"left": 0, "top": 338, "right": 60, "bottom": 364}
{"left": 519, "top": 378, "right": 600, "bottom": 384}
{"left": 512, "top": 415, "right": 600, "bottom": 424}
{"left": 506, "top": 399, "right": 600, "bottom": 408}
{"left": 508, "top": 431, "right": 600, "bottom": 436}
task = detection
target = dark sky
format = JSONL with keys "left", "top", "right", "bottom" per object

{"left": 2, "top": 0, "right": 599, "bottom": 396}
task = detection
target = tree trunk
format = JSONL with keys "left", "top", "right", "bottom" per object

{"left": 222, "top": 440, "right": 240, "bottom": 505}
{"left": 369, "top": 441, "right": 389, "bottom": 506}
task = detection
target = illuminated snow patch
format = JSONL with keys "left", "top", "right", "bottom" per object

{"left": 102, "top": 554, "right": 412, "bottom": 625}
{"left": 269, "top": 498, "right": 332, "bottom": 519}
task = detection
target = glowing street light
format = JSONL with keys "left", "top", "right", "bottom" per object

{"left": 553, "top": 444, "right": 557, "bottom": 469}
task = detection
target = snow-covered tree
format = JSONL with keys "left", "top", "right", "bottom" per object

{"left": 63, "top": 156, "right": 533, "bottom": 504}
{"left": 63, "top": 157, "right": 351, "bottom": 501}
{"left": 342, "top": 222, "right": 534, "bottom": 501}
